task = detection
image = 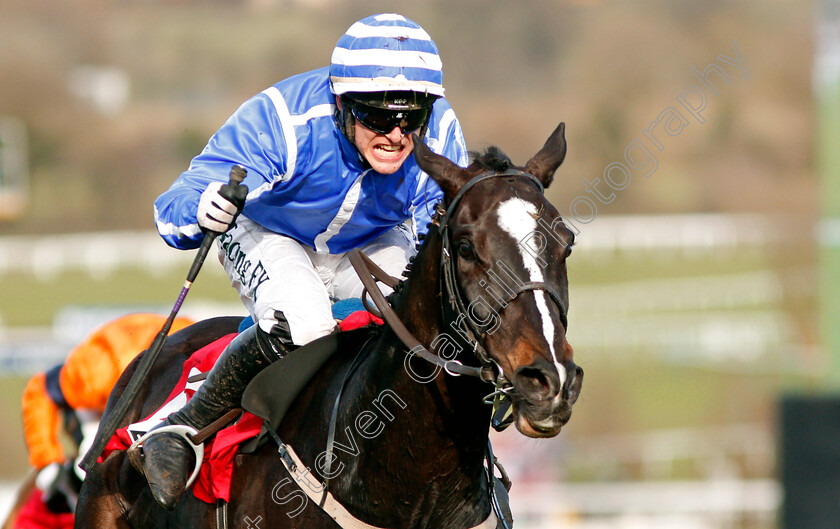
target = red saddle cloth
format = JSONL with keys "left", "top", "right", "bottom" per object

{"left": 101, "top": 311, "right": 383, "bottom": 503}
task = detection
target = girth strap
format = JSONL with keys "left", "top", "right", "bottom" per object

{"left": 275, "top": 440, "right": 499, "bottom": 529}
{"left": 215, "top": 499, "right": 228, "bottom": 529}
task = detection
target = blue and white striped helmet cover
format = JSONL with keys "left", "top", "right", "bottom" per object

{"left": 330, "top": 14, "right": 445, "bottom": 97}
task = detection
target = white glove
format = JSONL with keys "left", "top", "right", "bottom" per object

{"left": 197, "top": 181, "right": 241, "bottom": 233}
{"left": 36, "top": 462, "right": 61, "bottom": 491}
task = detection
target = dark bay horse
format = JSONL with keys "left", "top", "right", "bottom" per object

{"left": 75, "top": 123, "right": 582, "bottom": 529}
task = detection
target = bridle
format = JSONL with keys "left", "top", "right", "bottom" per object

{"left": 350, "top": 167, "right": 568, "bottom": 392}
{"left": 437, "top": 168, "right": 568, "bottom": 387}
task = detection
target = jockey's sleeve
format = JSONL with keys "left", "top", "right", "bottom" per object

{"left": 154, "top": 92, "right": 290, "bottom": 250}
{"left": 21, "top": 371, "right": 64, "bottom": 468}
{"left": 60, "top": 314, "right": 195, "bottom": 412}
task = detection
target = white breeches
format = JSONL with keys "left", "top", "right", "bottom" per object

{"left": 217, "top": 216, "right": 414, "bottom": 346}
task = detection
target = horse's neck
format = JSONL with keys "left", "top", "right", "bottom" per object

{"left": 392, "top": 231, "right": 451, "bottom": 348}
{"left": 333, "top": 235, "right": 493, "bottom": 525}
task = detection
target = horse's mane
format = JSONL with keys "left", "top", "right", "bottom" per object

{"left": 469, "top": 146, "right": 512, "bottom": 173}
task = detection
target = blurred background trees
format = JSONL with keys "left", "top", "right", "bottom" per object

{"left": 0, "top": 0, "right": 812, "bottom": 234}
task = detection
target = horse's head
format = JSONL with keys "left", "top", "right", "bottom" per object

{"left": 413, "top": 123, "right": 582, "bottom": 438}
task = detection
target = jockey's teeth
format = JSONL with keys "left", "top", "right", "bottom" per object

{"left": 374, "top": 144, "right": 403, "bottom": 160}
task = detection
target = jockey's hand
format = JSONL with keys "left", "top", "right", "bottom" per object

{"left": 35, "top": 462, "right": 61, "bottom": 492}
{"left": 197, "top": 181, "right": 248, "bottom": 234}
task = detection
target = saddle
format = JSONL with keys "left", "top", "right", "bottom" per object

{"left": 239, "top": 324, "right": 377, "bottom": 451}
{"left": 238, "top": 299, "right": 382, "bottom": 444}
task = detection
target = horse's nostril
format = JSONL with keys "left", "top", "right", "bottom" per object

{"left": 515, "top": 366, "right": 557, "bottom": 400}
{"left": 563, "top": 364, "right": 584, "bottom": 403}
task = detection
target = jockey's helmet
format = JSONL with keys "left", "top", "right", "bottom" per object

{"left": 331, "top": 14, "right": 443, "bottom": 142}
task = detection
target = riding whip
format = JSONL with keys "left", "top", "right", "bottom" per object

{"left": 80, "top": 165, "right": 247, "bottom": 472}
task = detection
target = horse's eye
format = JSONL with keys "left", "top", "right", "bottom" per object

{"left": 565, "top": 246, "right": 573, "bottom": 258}
{"left": 456, "top": 239, "right": 476, "bottom": 260}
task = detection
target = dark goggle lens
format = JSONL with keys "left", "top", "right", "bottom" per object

{"left": 351, "top": 104, "right": 430, "bottom": 134}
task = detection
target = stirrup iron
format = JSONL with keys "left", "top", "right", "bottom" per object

{"left": 127, "top": 424, "right": 205, "bottom": 490}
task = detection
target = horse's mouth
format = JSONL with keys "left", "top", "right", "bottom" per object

{"left": 513, "top": 400, "right": 573, "bottom": 438}
{"left": 510, "top": 363, "right": 582, "bottom": 439}
{"left": 516, "top": 415, "right": 563, "bottom": 438}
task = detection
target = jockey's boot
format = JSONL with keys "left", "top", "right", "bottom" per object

{"left": 139, "top": 324, "right": 291, "bottom": 509}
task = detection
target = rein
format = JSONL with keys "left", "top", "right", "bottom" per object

{"left": 348, "top": 249, "right": 491, "bottom": 380}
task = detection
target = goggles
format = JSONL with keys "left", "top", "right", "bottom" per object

{"left": 349, "top": 101, "right": 431, "bottom": 135}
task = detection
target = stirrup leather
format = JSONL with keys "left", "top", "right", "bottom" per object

{"left": 127, "top": 424, "right": 205, "bottom": 490}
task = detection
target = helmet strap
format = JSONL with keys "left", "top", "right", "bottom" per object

{"left": 335, "top": 100, "right": 369, "bottom": 166}
{"left": 335, "top": 97, "right": 356, "bottom": 146}
{"left": 343, "top": 107, "right": 356, "bottom": 146}
{"left": 417, "top": 118, "right": 430, "bottom": 141}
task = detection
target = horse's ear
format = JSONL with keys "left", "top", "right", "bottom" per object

{"left": 524, "top": 123, "right": 567, "bottom": 188}
{"left": 411, "top": 134, "right": 465, "bottom": 199}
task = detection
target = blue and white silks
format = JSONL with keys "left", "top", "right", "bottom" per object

{"left": 154, "top": 67, "right": 467, "bottom": 254}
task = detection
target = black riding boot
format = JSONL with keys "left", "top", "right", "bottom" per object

{"left": 139, "top": 324, "right": 290, "bottom": 509}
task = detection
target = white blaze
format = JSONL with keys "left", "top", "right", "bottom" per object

{"left": 496, "top": 198, "right": 567, "bottom": 387}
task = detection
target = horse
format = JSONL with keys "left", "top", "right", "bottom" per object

{"left": 74, "top": 122, "right": 583, "bottom": 529}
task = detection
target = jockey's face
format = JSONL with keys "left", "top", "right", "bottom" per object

{"left": 353, "top": 119, "right": 416, "bottom": 175}
{"left": 336, "top": 98, "right": 417, "bottom": 175}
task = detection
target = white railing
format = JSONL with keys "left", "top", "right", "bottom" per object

{"left": 0, "top": 230, "right": 199, "bottom": 280}
{"left": 0, "top": 214, "right": 800, "bottom": 279}
{"left": 509, "top": 479, "right": 779, "bottom": 529}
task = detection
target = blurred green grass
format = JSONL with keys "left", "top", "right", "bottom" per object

{"left": 0, "top": 266, "right": 237, "bottom": 328}
{"left": 569, "top": 248, "right": 774, "bottom": 284}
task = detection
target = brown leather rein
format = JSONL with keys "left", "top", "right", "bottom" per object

{"left": 348, "top": 249, "right": 492, "bottom": 380}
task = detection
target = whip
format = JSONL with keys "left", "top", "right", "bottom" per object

{"left": 80, "top": 165, "right": 247, "bottom": 472}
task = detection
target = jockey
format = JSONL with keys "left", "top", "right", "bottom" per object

{"left": 144, "top": 13, "right": 468, "bottom": 509}
{"left": 19, "top": 313, "right": 193, "bottom": 514}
